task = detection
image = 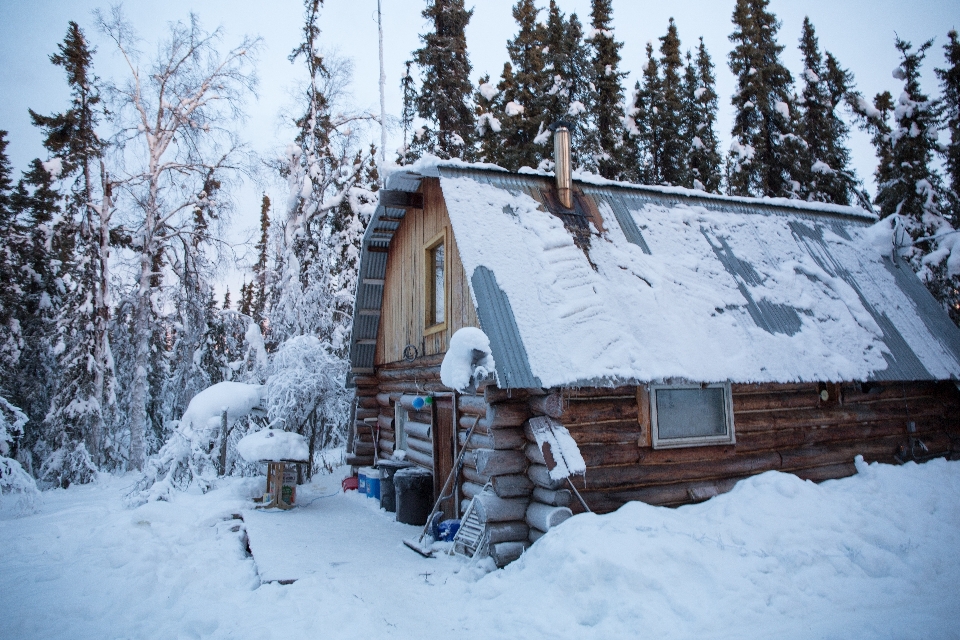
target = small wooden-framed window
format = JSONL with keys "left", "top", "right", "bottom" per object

{"left": 649, "top": 383, "right": 735, "bottom": 449}
{"left": 424, "top": 230, "right": 447, "bottom": 334}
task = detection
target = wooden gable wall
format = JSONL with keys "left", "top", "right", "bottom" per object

{"left": 376, "top": 177, "right": 480, "bottom": 365}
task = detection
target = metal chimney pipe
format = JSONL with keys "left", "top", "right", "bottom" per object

{"left": 553, "top": 124, "right": 573, "bottom": 209}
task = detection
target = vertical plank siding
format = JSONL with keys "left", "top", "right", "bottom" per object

{"left": 376, "top": 178, "right": 479, "bottom": 366}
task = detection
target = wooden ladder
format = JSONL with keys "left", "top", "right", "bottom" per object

{"left": 452, "top": 490, "right": 488, "bottom": 558}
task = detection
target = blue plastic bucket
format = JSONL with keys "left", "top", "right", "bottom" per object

{"left": 364, "top": 467, "right": 381, "bottom": 500}
{"left": 357, "top": 470, "right": 368, "bottom": 495}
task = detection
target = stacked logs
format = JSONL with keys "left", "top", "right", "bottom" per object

{"left": 347, "top": 375, "right": 379, "bottom": 469}
{"left": 563, "top": 382, "right": 960, "bottom": 513}
{"left": 522, "top": 393, "right": 574, "bottom": 543}
{"left": 457, "top": 387, "right": 533, "bottom": 567}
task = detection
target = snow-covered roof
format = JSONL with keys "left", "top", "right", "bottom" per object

{"left": 350, "top": 164, "right": 960, "bottom": 388}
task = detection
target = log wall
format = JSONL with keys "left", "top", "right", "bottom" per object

{"left": 376, "top": 178, "right": 480, "bottom": 365}
{"left": 559, "top": 381, "right": 960, "bottom": 514}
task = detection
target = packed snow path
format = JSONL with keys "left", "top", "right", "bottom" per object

{"left": 2, "top": 459, "right": 959, "bottom": 639}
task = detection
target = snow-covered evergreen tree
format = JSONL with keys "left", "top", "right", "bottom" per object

{"left": 586, "top": 0, "right": 627, "bottom": 179}
{"left": 541, "top": 2, "right": 592, "bottom": 169}
{"left": 474, "top": 72, "right": 504, "bottom": 163}
{"left": 486, "top": 0, "right": 550, "bottom": 171}
{"left": 0, "top": 396, "right": 40, "bottom": 512}
{"left": 251, "top": 194, "right": 272, "bottom": 334}
{"left": 795, "top": 17, "right": 857, "bottom": 204}
{"left": 410, "top": 0, "right": 475, "bottom": 160}
{"left": 272, "top": 0, "right": 375, "bottom": 348}
{"left": 856, "top": 38, "right": 959, "bottom": 323}
{"left": 937, "top": 30, "right": 960, "bottom": 222}
{"left": 726, "top": 0, "right": 802, "bottom": 198}
{"left": 398, "top": 61, "right": 418, "bottom": 165}
{"left": 31, "top": 22, "right": 111, "bottom": 486}
{"left": 624, "top": 43, "right": 662, "bottom": 184}
{"left": 683, "top": 38, "right": 723, "bottom": 192}
{"left": 9, "top": 159, "right": 65, "bottom": 462}
{"left": 0, "top": 133, "right": 24, "bottom": 405}
{"left": 656, "top": 19, "right": 688, "bottom": 187}
{"left": 874, "top": 40, "right": 944, "bottom": 222}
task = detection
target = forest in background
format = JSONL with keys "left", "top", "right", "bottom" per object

{"left": 1, "top": 0, "right": 959, "bottom": 503}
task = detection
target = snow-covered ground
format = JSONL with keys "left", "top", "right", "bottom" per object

{"left": 2, "top": 457, "right": 959, "bottom": 639}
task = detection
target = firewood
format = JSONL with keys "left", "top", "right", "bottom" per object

{"left": 526, "top": 502, "right": 572, "bottom": 531}
{"left": 532, "top": 487, "right": 572, "bottom": 507}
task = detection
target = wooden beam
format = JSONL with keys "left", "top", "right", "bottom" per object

{"left": 362, "top": 278, "right": 385, "bottom": 286}
{"left": 358, "top": 308, "right": 381, "bottom": 316}
{"left": 379, "top": 189, "right": 424, "bottom": 210}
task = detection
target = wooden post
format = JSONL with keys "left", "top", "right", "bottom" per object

{"left": 217, "top": 409, "right": 229, "bottom": 476}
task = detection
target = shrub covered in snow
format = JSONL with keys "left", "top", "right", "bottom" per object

{"left": 0, "top": 397, "right": 40, "bottom": 513}
{"left": 129, "top": 382, "right": 265, "bottom": 504}
{"left": 263, "top": 335, "right": 350, "bottom": 457}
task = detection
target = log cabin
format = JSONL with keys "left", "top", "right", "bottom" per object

{"left": 346, "top": 129, "right": 960, "bottom": 567}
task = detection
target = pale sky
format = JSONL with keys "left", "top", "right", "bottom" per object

{"left": 2, "top": 0, "right": 958, "bottom": 288}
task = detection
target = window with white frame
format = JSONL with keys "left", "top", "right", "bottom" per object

{"left": 649, "top": 383, "right": 735, "bottom": 449}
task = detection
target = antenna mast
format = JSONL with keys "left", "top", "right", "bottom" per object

{"left": 378, "top": 0, "right": 387, "bottom": 178}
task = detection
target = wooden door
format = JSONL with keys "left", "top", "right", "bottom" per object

{"left": 431, "top": 396, "right": 456, "bottom": 519}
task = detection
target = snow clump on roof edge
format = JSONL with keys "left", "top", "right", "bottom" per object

{"left": 441, "top": 327, "right": 496, "bottom": 392}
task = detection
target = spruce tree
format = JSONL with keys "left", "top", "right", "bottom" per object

{"left": 683, "top": 38, "right": 723, "bottom": 192}
{"left": 398, "top": 61, "right": 418, "bottom": 164}
{"left": 586, "top": 0, "right": 627, "bottom": 179}
{"left": 541, "top": 3, "right": 592, "bottom": 168}
{"left": 411, "top": 0, "right": 475, "bottom": 160}
{"left": 493, "top": 0, "right": 550, "bottom": 171}
{"left": 625, "top": 43, "right": 663, "bottom": 184}
{"left": 239, "top": 280, "right": 254, "bottom": 317}
{"left": 796, "top": 18, "right": 857, "bottom": 204}
{"left": 874, "top": 39, "right": 943, "bottom": 222}
{"left": 656, "top": 18, "right": 687, "bottom": 186}
{"left": 868, "top": 38, "right": 957, "bottom": 322}
{"left": 9, "top": 160, "right": 64, "bottom": 462}
{"left": 474, "top": 72, "right": 505, "bottom": 164}
{"left": 0, "top": 133, "right": 23, "bottom": 392}
{"left": 937, "top": 30, "right": 960, "bottom": 222}
{"left": 31, "top": 22, "right": 110, "bottom": 483}
{"left": 252, "top": 194, "right": 271, "bottom": 332}
{"left": 727, "top": 0, "right": 800, "bottom": 198}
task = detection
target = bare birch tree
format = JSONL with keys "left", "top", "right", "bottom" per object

{"left": 97, "top": 8, "right": 260, "bottom": 469}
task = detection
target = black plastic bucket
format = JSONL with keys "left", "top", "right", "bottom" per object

{"left": 377, "top": 460, "right": 412, "bottom": 513}
{"left": 393, "top": 467, "right": 433, "bottom": 525}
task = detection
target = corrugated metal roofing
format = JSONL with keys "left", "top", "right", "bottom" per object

{"left": 350, "top": 165, "right": 960, "bottom": 388}
{"left": 348, "top": 171, "right": 424, "bottom": 378}
{"left": 437, "top": 167, "right": 960, "bottom": 387}
{"left": 471, "top": 266, "right": 542, "bottom": 389}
